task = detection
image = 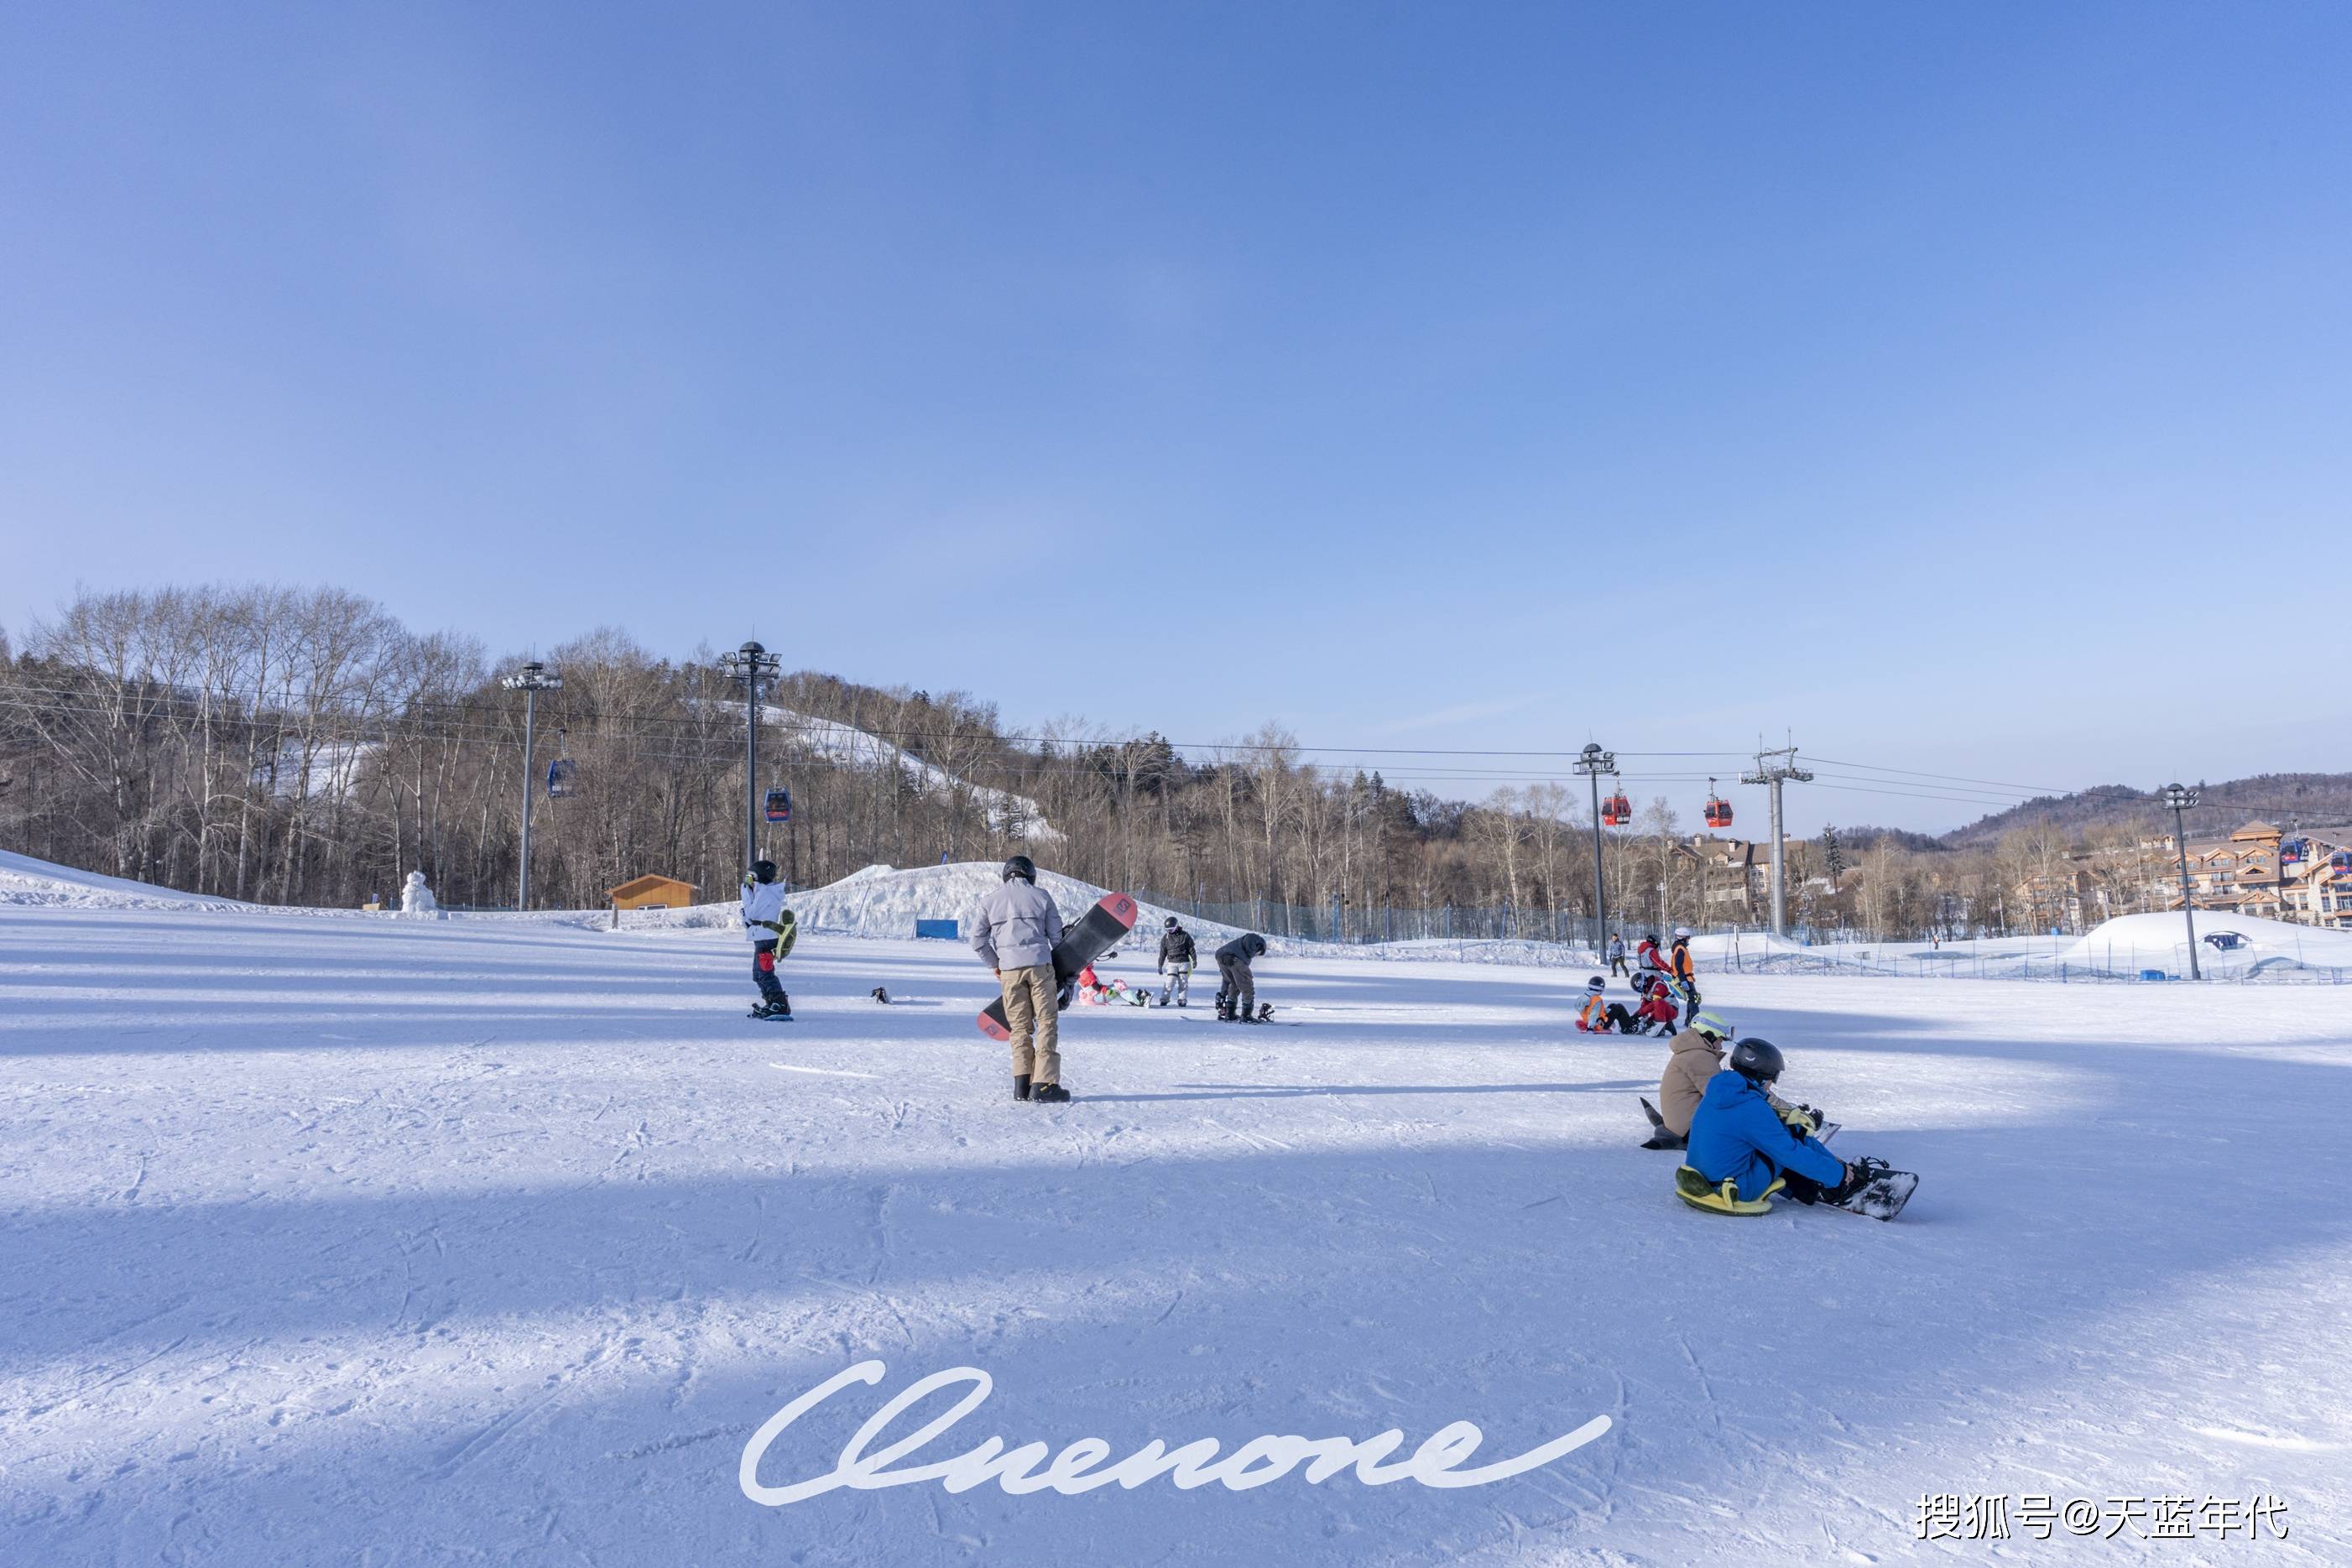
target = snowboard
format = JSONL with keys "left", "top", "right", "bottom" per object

{"left": 978, "top": 893, "right": 1139, "bottom": 1041}
{"left": 748, "top": 1008, "right": 794, "bottom": 1022}
{"left": 1826, "top": 1167, "right": 1917, "bottom": 1222}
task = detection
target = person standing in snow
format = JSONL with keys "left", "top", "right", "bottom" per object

{"left": 1684, "top": 1039, "right": 1882, "bottom": 1208}
{"left": 1157, "top": 916, "right": 1197, "bottom": 1007}
{"left": 741, "top": 860, "right": 796, "bottom": 1020}
{"left": 1214, "top": 932, "right": 1269, "bottom": 1022}
{"left": 1669, "top": 927, "right": 1701, "bottom": 1024}
{"left": 1607, "top": 933, "right": 1629, "bottom": 977}
{"left": 970, "top": 854, "right": 1069, "bottom": 1102}
{"left": 1636, "top": 933, "right": 1665, "bottom": 977}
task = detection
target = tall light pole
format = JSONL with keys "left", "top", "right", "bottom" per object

{"left": 1742, "top": 742, "right": 1814, "bottom": 939}
{"left": 1574, "top": 742, "right": 1616, "bottom": 953}
{"left": 720, "top": 640, "right": 782, "bottom": 874}
{"left": 500, "top": 660, "right": 561, "bottom": 910}
{"left": 2163, "top": 782, "right": 2201, "bottom": 979}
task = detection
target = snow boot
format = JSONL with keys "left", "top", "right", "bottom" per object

{"left": 1014, "top": 1074, "right": 1032, "bottom": 1102}
{"left": 1031, "top": 1082, "right": 1072, "bottom": 1104}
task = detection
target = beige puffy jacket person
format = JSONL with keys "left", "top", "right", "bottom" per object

{"left": 1657, "top": 1029, "right": 1790, "bottom": 1137}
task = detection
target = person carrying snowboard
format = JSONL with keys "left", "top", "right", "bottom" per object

{"left": 1214, "top": 932, "right": 1269, "bottom": 1022}
{"left": 1669, "top": 927, "right": 1702, "bottom": 1024}
{"left": 1574, "top": 977, "right": 1637, "bottom": 1034}
{"left": 970, "top": 854, "right": 1069, "bottom": 1102}
{"left": 741, "top": 860, "right": 796, "bottom": 1020}
{"left": 1157, "top": 916, "right": 1197, "bottom": 1007}
{"left": 1607, "top": 933, "right": 1629, "bottom": 977}
{"left": 1685, "top": 1038, "right": 1896, "bottom": 1211}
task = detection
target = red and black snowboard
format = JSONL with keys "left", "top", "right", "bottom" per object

{"left": 978, "top": 893, "right": 1139, "bottom": 1041}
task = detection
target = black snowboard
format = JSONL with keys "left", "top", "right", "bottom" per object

{"left": 978, "top": 893, "right": 1139, "bottom": 1041}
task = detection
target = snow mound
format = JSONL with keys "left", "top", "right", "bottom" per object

{"left": 2057, "top": 910, "right": 2352, "bottom": 978}
{"left": 785, "top": 863, "right": 1259, "bottom": 951}
{"left": 0, "top": 848, "right": 243, "bottom": 910}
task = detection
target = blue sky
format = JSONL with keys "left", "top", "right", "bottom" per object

{"left": 3, "top": 2, "right": 2346, "bottom": 833}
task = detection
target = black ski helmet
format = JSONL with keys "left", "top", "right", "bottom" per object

{"left": 1729, "top": 1037, "right": 1785, "bottom": 1083}
{"left": 1002, "top": 855, "right": 1036, "bottom": 883}
{"left": 750, "top": 860, "right": 778, "bottom": 884}
{"left": 1246, "top": 933, "right": 1267, "bottom": 956}
{"left": 1165, "top": 915, "right": 1180, "bottom": 930}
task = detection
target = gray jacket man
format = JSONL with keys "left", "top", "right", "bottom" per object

{"left": 970, "top": 856, "right": 1068, "bottom": 1102}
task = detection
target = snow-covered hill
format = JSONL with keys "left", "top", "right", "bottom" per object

{"left": 0, "top": 848, "right": 241, "bottom": 911}
{"left": 2058, "top": 909, "right": 2352, "bottom": 978}
{"left": 763, "top": 706, "right": 1059, "bottom": 842}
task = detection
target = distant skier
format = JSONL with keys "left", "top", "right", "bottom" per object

{"left": 740, "top": 860, "right": 796, "bottom": 1020}
{"left": 1575, "top": 977, "right": 1638, "bottom": 1034}
{"left": 1630, "top": 974, "right": 1681, "bottom": 1035}
{"left": 1214, "top": 932, "right": 1269, "bottom": 1022}
{"left": 970, "top": 854, "right": 1070, "bottom": 1103}
{"left": 1607, "top": 933, "right": 1629, "bottom": 977}
{"left": 1684, "top": 1039, "right": 1896, "bottom": 1211}
{"left": 1157, "top": 917, "right": 1197, "bottom": 1007}
{"left": 1669, "top": 927, "right": 1701, "bottom": 1024}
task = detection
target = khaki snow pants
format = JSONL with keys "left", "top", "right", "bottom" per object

{"left": 1000, "top": 963, "right": 1061, "bottom": 1085}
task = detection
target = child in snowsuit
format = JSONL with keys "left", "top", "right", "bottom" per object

{"left": 1215, "top": 932, "right": 1269, "bottom": 1021}
{"left": 1157, "top": 917, "right": 1197, "bottom": 1007}
{"left": 1077, "top": 963, "right": 1108, "bottom": 1004}
{"left": 1574, "top": 976, "right": 1638, "bottom": 1034}
{"left": 741, "top": 860, "right": 796, "bottom": 1019}
{"left": 1685, "top": 1038, "right": 1866, "bottom": 1206}
{"left": 1636, "top": 934, "right": 1665, "bottom": 977}
{"left": 1630, "top": 975, "right": 1681, "bottom": 1035}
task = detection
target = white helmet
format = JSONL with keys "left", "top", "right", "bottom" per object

{"left": 1673, "top": 926, "right": 1693, "bottom": 940}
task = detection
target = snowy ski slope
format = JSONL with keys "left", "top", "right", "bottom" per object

{"left": 3, "top": 889, "right": 2346, "bottom": 1565}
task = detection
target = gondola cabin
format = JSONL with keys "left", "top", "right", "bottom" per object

{"left": 545, "top": 758, "right": 577, "bottom": 798}
{"left": 763, "top": 787, "right": 793, "bottom": 824}
{"left": 1703, "top": 789, "right": 1733, "bottom": 830}
{"left": 2281, "top": 837, "right": 2308, "bottom": 870}
{"left": 1601, "top": 792, "right": 1631, "bottom": 827}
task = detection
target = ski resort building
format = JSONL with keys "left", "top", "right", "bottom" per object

{"left": 606, "top": 874, "right": 700, "bottom": 911}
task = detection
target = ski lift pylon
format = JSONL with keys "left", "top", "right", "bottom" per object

{"left": 763, "top": 786, "right": 793, "bottom": 824}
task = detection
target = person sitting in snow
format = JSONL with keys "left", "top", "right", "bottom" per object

{"left": 1630, "top": 974, "right": 1682, "bottom": 1035}
{"left": 1574, "top": 977, "right": 1638, "bottom": 1034}
{"left": 740, "top": 860, "right": 796, "bottom": 1020}
{"left": 1641, "top": 1012, "right": 1823, "bottom": 1150}
{"left": 1684, "top": 1038, "right": 1883, "bottom": 1207}
{"left": 1076, "top": 962, "right": 1109, "bottom": 1004}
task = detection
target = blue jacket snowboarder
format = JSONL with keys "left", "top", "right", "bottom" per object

{"left": 1685, "top": 1039, "right": 1846, "bottom": 1202}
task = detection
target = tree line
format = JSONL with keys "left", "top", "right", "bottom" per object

{"left": 0, "top": 581, "right": 2184, "bottom": 938}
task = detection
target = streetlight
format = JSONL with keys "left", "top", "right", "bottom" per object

{"left": 719, "top": 640, "right": 782, "bottom": 874}
{"left": 2162, "top": 782, "right": 2201, "bottom": 979}
{"left": 1573, "top": 742, "right": 1616, "bottom": 956}
{"left": 500, "top": 660, "right": 561, "bottom": 910}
